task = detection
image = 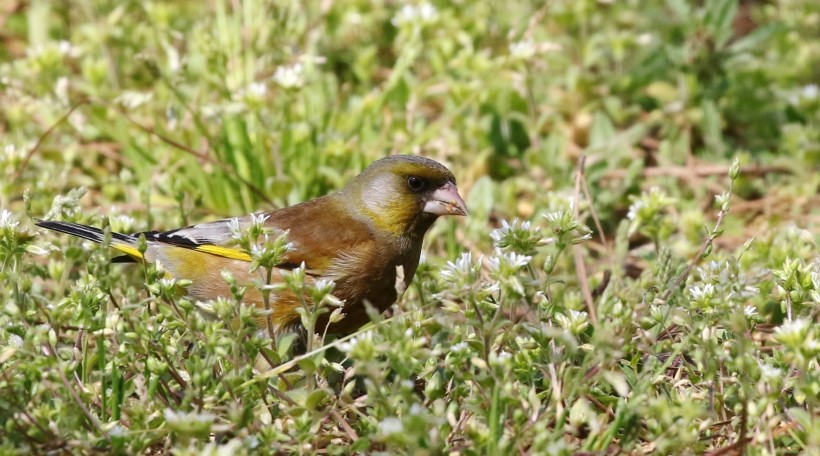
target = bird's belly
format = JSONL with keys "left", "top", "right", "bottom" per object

{"left": 152, "top": 246, "right": 414, "bottom": 335}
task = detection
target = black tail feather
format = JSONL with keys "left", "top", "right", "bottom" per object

{"left": 35, "top": 219, "right": 137, "bottom": 246}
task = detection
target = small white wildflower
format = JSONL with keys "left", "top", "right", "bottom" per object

{"left": 509, "top": 39, "right": 561, "bottom": 60}
{"left": 339, "top": 330, "right": 373, "bottom": 353}
{"left": 743, "top": 305, "right": 758, "bottom": 318}
{"left": 489, "top": 219, "right": 511, "bottom": 243}
{"left": 802, "top": 84, "right": 819, "bottom": 100}
{"left": 441, "top": 252, "right": 479, "bottom": 285}
{"left": 57, "top": 40, "right": 80, "bottom": 57}
{"left": 159, "top": 278, "right": 177, "bottom": 291}
{"left": 273, "top": 63, "right": 304, "bottom": 89}
{"left": 0, "top": 210, "right": 18, "bottom": 230}
{"left": 507, "top": 252, "right": 532, "bottom": 269}
{"left": 448, "top": 251, "right": 474, "bottom": 274}
{"left": 249, "top": 82, "right": 266, "bottom": 97}
{"left": 8, "top": 334, "right": 23, "bottom": 347}
{"left": 227, "top": 217, "right": 242, "bottom": 239}
{"left": 112, "top": 214, "right": 136, "bottom": 233}
{"left": 115, "top": 91, "right": 154, "bottom": 109}
{"left": 509, "top": 39, "right": 537, "bottom": 60}
{"left": 707, "top": 260, "right": 725, "bottom": 274}
{"left": 543, "top": 211, "right": 562, "bottom": 224}
{"left": 740, "top": 285, "right": 759, "bottom": 299}
{"left": 314, "top": 279, "right": 335, "bottom": 294}
{"left": 250, "top": 212, "right": 270, "bottom": 226}
{"left": 715, "top": 191, "right": 731, "bottom": 208}
{"left": 54, "top": 76, "right": 69, "bottom": 102}
{"left": 250, "top": 242, "right": 267, "bottom": 258}
{"left": 379, "top": 417, "right": 403, "bottom": 435}
{"left": 759, "top": 363, "right": 781, "bottom": 381}
{"left": 235, "top": 81, "right": 268, "bottom": 105}
{"left": 163, "top": 409, "right": 216, "bottom": 426}
{"left": 417, "top": 3, "right": 437, "bottom": 20}
{"left": 775, "top": 319, "right": 809, "bottom": 338}
{"left": 166, "top": 45, "right": 181, "bottom": 72}
{"left": 450, "top": 341, "right": 468, "bottom": 353}
{"left": 636, "top": 33, "right": 653, "bottom": 46}
{"left": 689, "top": 284, "right": 715, "bottom": 301}
{"left": 626, "top": 200, "right": 644, "bottom": 221}
{"left": 392, "top": 3, "right": 438, "bottom": 26}
{"left": 487, "top": 250, "right": 532, "bottom": 272}
{"left": 3, "top": 144, "right": 16, "bottom": 158}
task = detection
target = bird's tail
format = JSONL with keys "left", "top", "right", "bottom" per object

{"left": 35, "top": 219, "right": 143, "bottom": 262}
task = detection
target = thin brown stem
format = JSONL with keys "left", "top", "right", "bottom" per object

{"left": 572, "top": 156, "right": 598, "bottom": 326}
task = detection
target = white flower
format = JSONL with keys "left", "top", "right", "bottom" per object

{"left": 509, "top": 40, "right": 562, "bottom": 60}
{"left": 163, "top": 409, "right": 216, "bottom": 426}
{"left": 626, "top": 200, "right": 644, "bottom": 221}
{"left": 57, "top": 40, "right": 77, "bottom": 56}
{"left": 112, "top": 214, "right": 136, "bottom": 233}
{"left": 775, "top": 319, "right": 809, "bottom": 338}
{"left": 250, "top": 212, "right": 270, "bottom": 227}
{"left": 743, "top": 305, "right": 758, "bottom": 318}
{"left": 441, "top": 252, "right": 481, "bottom": 285}
{"left": 450, "top": 342, "right": 468, "bottom": 353}
{"left": 250, "top": 241, "right": 268, "bottom": 258}
{"left": 543, "top": 211, "right": 563, "bottom": 224}
{"left": 7, "top": 334, "right": 23, "bottom": 347}
{"left": 3, "top": 144, "right": 18, "bottom": 159}
{"left": 688, "top": 284, "right": 715, "bottom": 301}
{"left": 314, "top": 279, "right": 335, "bottom": 294}
{"left": 555, "top": 310, "right": 589, "bottom": 334}
{"left": 802, "top": 84, "right": 819, "bottom": 100}
{"left": 636, "top": 33, "right": 653, "bottom": 46}
{"left": 509, "top": 39, "right": 537, "bottom": 60}
{"left": 115, "top": 91, "right": 154, "bottom": 109}
{"left": 487, "top": 250, "right": 532, "bottom": 272}
{"left": 339, "top": 330, "right": 373, "bottom": 353}
{"left": 392, "top": 3, "right": 438, "bottom": 26}
{"left": 227, "top": 217, "right": 242, "bottom": 239}
{"left": 759, "top": 363, "right": 781, "bottom": 381}
{"left": 273, "top": 63, "right": 304, "bottom": 89}
{"left": 0, "top": 210, "right": 19, "bottom": 230}
{"left": 235, "top": 81, "right": 268, "bottom": 105}
{"left": 379, "top": 417, "right": 403, "bottom": 435}
{"left": 54, "top": 76, "right": 69, "bottom": 102}
{"left": 249, "top": 82, "right": 266, "bottom": 97}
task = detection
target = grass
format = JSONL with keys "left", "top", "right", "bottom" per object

{"left": 1, "top": 0, "right": 820, "bottom": 453}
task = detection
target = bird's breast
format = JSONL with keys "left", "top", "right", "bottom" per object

{"left": 318, "top": 240, "right": 421, "bottom": 334}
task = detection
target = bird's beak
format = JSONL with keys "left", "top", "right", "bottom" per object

{"left": 423, "top": 181, "right": 468, "bottom": 216}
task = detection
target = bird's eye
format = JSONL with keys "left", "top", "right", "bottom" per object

{"left": 407, "top": 176, "right": 426, "bottom": 192}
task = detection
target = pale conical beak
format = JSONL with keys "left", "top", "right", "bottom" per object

{"left": 422, "top": 181, "right": 468, "bottom": 216}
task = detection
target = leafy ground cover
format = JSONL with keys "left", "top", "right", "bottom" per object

{"left": 1, "top": 0, "right": 819, "bottom": 453}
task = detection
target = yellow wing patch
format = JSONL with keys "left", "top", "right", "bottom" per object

{"left": 193, "top": 245, "right": 252, "bottom": 261}
{"left": 113, "top": 243, "right": 144, "bottom": 260}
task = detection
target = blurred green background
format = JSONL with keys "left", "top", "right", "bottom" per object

{"left": 2, "top": 0, "right": 818, "bottom": 240}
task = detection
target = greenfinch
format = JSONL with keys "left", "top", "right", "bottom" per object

{"left": 37, "top": 155, "right": 467, "bottom": 335}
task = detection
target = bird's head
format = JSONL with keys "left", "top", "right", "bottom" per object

{"left": 343, "top": 155, "right": 467, "bottom": 238}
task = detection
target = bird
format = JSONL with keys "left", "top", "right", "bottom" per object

{"left": 36, "top": 155, "right": 467, "bottom": 336}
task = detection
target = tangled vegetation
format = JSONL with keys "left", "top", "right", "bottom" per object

{"left": 1, "top": 0, "right": 819, "bottom": 453}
